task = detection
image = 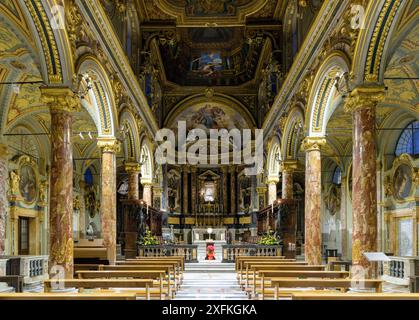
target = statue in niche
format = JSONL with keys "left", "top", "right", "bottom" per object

{"left": 327, "top": 215, "right": 338, "bottom": 249}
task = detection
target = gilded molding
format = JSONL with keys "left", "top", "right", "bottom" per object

{"left": 301, "top": 137, "right": 326, "bottom": 152}
{"left": 23, "top": 0, "right": 63, "bottom": 83}
{"left": 364, "top": 0, "right": 402, "bottom": 82}
{"left": 344, "top": 86, "right": 386, "bottom": 113}
{"left": 40, "top": 87, "right": 81, "bottom": 113}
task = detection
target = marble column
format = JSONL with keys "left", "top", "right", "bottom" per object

{"left": 345, "top": 86, "right": 385, "bottom": 278}
{"left": 125, "top": 163, "right": 141, "bottom": 200}
{"left": 340, "top": 176, "right": 348, "bottom": 260}
{"left": 267, "top": 178, "right": 279, "bottom": 205}
{"left": 41, "top": 87, "right": 79, "bottom": 278}
{"left": 191, "top": 167, "right": 197, "bottom": 215}
{"left": 0, "top": 143, "right": 8, "bottom": 255}
{"left": 281, "top": 160, "right": 298, "bottom": 200}
{"left": 97, "top": 138, "right": 119, "bottom": 265}
{"left": 183, "top": 166, "right": 189, "bottom": 214}
{"left": 302, "top": 137, "right": 326, "bottom": 265}
{"left": 221, "top": 167, "right": 228, "bottom": 214}
{"left": 230, "top": 166, "right": 236, "bottom": 214}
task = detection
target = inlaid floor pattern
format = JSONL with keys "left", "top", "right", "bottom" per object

{"left": 175, "top": 262, "right": 247, "bottom": 300}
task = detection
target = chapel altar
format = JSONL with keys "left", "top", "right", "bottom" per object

{"left": 192, "top": 227, "right": 226, "bottom": 242}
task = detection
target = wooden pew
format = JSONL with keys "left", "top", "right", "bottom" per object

{"left": 269, "top": 278, "right": 383, "bottom": 300}
{"left": 240, "top": 265, "right": 326, "bottom": 288}
{"left": 117, "top": 260, "right": 182, "bottom": 286}
{"left": 76, "top": 270, "right": 169, "bottom": 299}
{"left": 235, "top": 256, "right": 286, "bottom": 271}
{"left": 44, "top": 279, "right": 155, "bottom": 300}
{"left": 240, "top": 261, "right": 309, "bottom": 284}
{"left": 256, "top": 271, "right": 349, "bottom": 299}
{"left": 76, "top": 270, "right": 166, "bottom": 298}
{"left": 125, "top": 258, "right": 184, "bottom": 275}
{"left": 291, "top": 292, "right": 419, "bottom": 300}
{"left": 0, "top": 292, "right": 137, "bottom": 300}
{"left": 99, "top": 265, "right": 176, "bottom": 294}
{"left": 135, "top": 256, "right": 185, "bottom": 270}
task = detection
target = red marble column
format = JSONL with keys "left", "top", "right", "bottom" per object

{"left": 183, "top": 166, "right": 189, "bottom": 214}
{"left": 281, "top": 161, "right": 297, "bottom": 200}
{"left": 0, "top": 144, "right": 8, "bottom": 255}
{"left": 125, "top": 163, "right": 140, "bottom": 200}
{"left": 41, "top": 87, "right": 79, "bottom": 278}
{"left": 191, "top": 167, "right": 197, "bottom": 215}
{"left": 230, "top": 166, "right": 237, "bottom": 214}
{"left": 302, "top": 137, "right": 326, "bottom": 265}
{"left": 97, "top": 138, "right": 119, "bottom": 265}
{"left": 221, "top": 166, "right": 228, "bottom": 214}
{"left": 345, "top": 86, "right": 385, "bottom": 278}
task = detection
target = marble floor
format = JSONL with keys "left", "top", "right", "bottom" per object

{"left": 175, "top": 262, "right": 248, "bottom": 300}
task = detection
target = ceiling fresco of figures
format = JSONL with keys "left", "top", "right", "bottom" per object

{"left": 384, "top": 28, "right": 419, "bottom": 114}
{"left": 157, "top": 26, "right": 267, "bottom": 86}
{"left": 167, "top": 102, "right": 250, "bottom": 134}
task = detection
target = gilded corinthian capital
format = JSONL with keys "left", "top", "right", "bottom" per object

{"left": 344, "top": 85, "right": 386, "bottom": 113}
{"left": 40, "top": 87, "right": 81, "bottom": 113}
{"left": 280, "top": 160, "right": 298, "bottom": 173}
{"left": 125, "top": 162, "right": 141, "bottom": 174}
{"left": 301, "top": 137, "right": 326, "bottom": 152}
{"left": 97, "top": 138, "right": 121, "bottom": 153}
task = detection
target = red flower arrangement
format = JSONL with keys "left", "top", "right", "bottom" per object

{"left": 206, "top": 244, "right": 216, "bottom": 260}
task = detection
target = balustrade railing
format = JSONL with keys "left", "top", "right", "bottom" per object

{"left": 138, "top": 245, "right": 198, "bottom": 262}
{"left": 221, "top": 244, "right": 282, "bottom": 263}
{"left": 1, "top": 256, "right": 49, "bottom": 292}
{"left": 381, "top": 256, "right": 417, "bottom": 285}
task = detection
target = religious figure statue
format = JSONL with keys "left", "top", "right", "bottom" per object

{"left": 384, "top": 175, "right": 392, "bottom": 197}
{"left": 73, "top": 195, "right": 81, "bottom": 211}
{"left": 39, "top": 180, "right": 48, "bottom": 204}
{"left": 9, "top": 170, "right": 20, "bottom": 196}
{"left": 327, "top": 215, "right": 338, "bottom": 249}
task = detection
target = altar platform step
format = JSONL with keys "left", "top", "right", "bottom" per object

{"left": 175, "top": 271, "right": 246, "bottom": 300}
{"left": 185, "top": 262, "right": 235, "bottom": 273}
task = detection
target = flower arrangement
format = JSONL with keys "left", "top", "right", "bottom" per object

{"left": 258, "top": 230, "right": 279, "bottom": 245}
{"left": 140, "top": 230, "right": 159, "bottom": 245}
{"left": 206, "top": 244, "right": 216, "bottom": 260}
